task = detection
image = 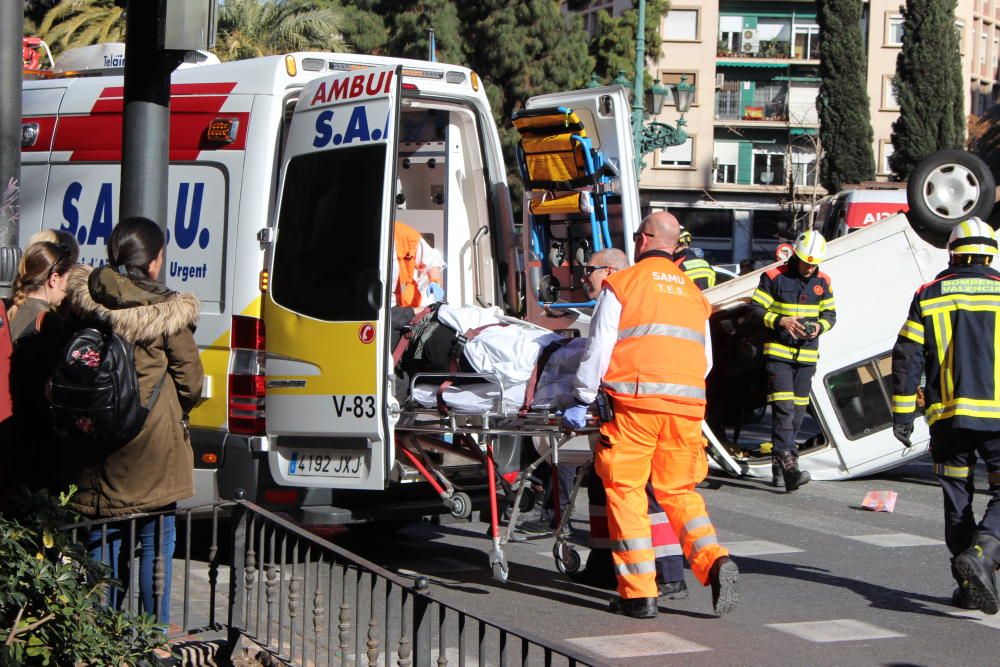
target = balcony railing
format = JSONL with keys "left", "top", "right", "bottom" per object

{"left": 715, "top": 82, "right": 789, "bottom": 122}
{"left": 717, "top": 39, "right": 792, "bottom": 59}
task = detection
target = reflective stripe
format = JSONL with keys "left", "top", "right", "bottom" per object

{"left": 689, "top": 533, "right": 720, "bottom": 559}
{"left": 654, "top": 544, "right": 683, "bottom": 557}
{"left": 819, "top": 318, "right": 832, "bottom": 333}
{"left": 764, "top": 342, "right": 819, "bottom": 363}
{"left": 920, "top": 295, "right": 1000, "bottom": 316}
{"left": 891, "top": 394, "right": 917, "bottom": 414}
{"left": 767, "top": 391, "right": 795, "bottom": 403}
{"left": 679, "top": 515, "right": 712, "bottom": 543}
{"left": 618, "top": 323, "right": 705, "bottom": 345}
{"left": 819, "top": 298, "right": 836, "bottom": 309}
{"left": 925, "top": 398, "right": 1000, "bottom": 424}
{"left": 752, "top": 289, "right": 774, "bottom": 308}
{"left": 793, "top": 396, "right": 810, "bottom": 406}
{"left": 603, "top": 381, "right": 706, "bottom": 399}
{"left": 898, "top": 320, "right": 924, "bottom": 344}
{"left": 614, "top": 560, "right": 657, "bottom": 576}
{"left": 764, "top": 312, "right": 780, "bottom": 329}
{"left": 934, "top": 464, "right": 973, "bottom": 478}
{"left": 612, "top": 537, "right": 654, "bottom": 553}
{"left": 768, "top": 302, "right": 821, "bottom": 317}
{"left": 649, "top": 512, "right": 669, "bottom": 525}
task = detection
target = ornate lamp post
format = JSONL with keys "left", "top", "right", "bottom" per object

{"left": 626, "top": 0, "right": 695, "bottom": 174}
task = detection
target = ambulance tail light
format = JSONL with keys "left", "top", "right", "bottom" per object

{"left": 401, "top": 82, "right": 420, "bottom": 91}
{"left": 229, "top": 315, "right": 266, "bottom": 436}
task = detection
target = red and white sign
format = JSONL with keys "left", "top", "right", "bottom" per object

{"left": 845, "top": 202, "right": 910, "bottom": 229}
{"left": 358, "top": 323, "right": 376, "bottom": 344}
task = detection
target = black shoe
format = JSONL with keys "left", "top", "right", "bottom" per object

{"left": 954, "top": 533, "right": 1000, "bottom": 615}
{"left": 778, "top": 451, "right": 810, "bottom": 492}
{"left": 516, "top": 518, "right": 554, "bottom": 535}
{"left": 709, "top": 556, "right": 740, "bottom": 617}
{"left": 609, "top": 596, "right": 658, "bottom": 619}
{"left": 771, "top": 460, "right": 784, "bottom": 487}
{"left": 569, "top": 566, "right": 618, "bottom": 589}
{"left": 952, "top": 585, "right": 979, "bottom": 610}
{"left": 658, "top": 580, "right": 689, "bottom": 600}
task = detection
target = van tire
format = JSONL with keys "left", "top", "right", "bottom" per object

{"left": 906, "top": 150, "right": 996, "bottom": 247}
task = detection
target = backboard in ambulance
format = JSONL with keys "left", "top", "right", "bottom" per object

{"left": 263, "top": 65, "right": 400, "bottom": 491}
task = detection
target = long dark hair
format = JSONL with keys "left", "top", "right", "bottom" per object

{"left": 108, "top": 217, "right": 165, "bottom": 281}
{"left": 12, "top": 241, "right": 74, "bottom": 307}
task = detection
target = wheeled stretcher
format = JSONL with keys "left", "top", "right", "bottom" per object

{"left": 391, "top": 305, "right": 596, "bottom": 582}
{"left": 512, "top": 106, "right": 619, "bottom": 309}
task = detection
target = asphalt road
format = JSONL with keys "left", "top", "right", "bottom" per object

{"left": 333, "top": 456, "right": 1000, "bottom": 667}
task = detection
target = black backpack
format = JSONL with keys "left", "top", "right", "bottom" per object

{"left": 49, "top": 327, "right": 165, "bottom": 449}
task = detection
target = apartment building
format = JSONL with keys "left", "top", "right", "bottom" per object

{"left": 571, "top": 0, "right": 985, "bottom": 266}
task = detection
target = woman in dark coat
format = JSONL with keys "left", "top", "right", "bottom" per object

{"left": 62, "top": 217, "right": 203, "bottom": 623}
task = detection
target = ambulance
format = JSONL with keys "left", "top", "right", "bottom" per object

{"left": 19, "top": 48, "right": 644, "bottom": 523}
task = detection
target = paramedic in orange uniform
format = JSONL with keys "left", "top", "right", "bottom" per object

{"left": 563, "top": 211, "right": 739, "bottom": 619}
{"left": 392, "top": 221, "right": 445, "bottom": 308}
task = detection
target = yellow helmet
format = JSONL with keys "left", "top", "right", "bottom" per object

{"left": 678, "top": 227, "right": 693, "bottom": 245}
{"left": 948, "top": 217, "right": 998, "bottom": 256}
{"left": 793, "top": 230, "right": 827, "bottom": 265}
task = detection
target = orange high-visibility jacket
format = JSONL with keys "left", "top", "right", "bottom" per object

{"left": 602, "top": 253, "right": 710, "bottom": 417}
{"left": 394, "top": 222, "right": 424, "bottom": 308}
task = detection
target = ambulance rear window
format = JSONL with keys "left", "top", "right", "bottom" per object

{"left": 271, "top": 144, "right": 386, "bottom": 321}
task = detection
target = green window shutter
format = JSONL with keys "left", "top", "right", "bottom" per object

{"left": 737, "top": 142, "right": 753, "bottom": 185}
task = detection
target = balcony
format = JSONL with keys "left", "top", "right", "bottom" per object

{"left": 715, "top": 82, "right": 789, "bottom": 122}
{"left": 717, "top": 39, "right": 792, "bottom": 59}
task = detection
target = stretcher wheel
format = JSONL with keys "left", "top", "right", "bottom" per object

{"left": 517, "top": 486, "right": 537, "bottom": 513}
{"left": 553, "top": 544, "right": 581, "bottom": 575}
{"left": 492, "top": 560, "right": 510, "bottom": 584}
{"left": 448, "top": 491, "right": 472, "bottom": 519}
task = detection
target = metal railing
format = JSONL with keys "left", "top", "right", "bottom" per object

{"left": 65, "top": 498, "right": 606, "bottom": 666}
{"left": 714, "top": 82, "right": 788, "bottom": 122}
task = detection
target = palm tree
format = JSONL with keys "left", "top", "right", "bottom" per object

{"left": 36, "top": 0, "right": 125, "bottom": 56}
{"left": 215, "top": 0, "right": 347, "bottom": 62}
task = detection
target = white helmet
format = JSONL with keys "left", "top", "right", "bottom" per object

{"left": 948, "top": 217, "right": 998, "bottom": 256}
{"left": 792, "top": 230, "right": 827, "bottom": 265}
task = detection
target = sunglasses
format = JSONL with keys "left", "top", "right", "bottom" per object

{"left": 582, "top": 265, "right": 611, "bottom": 277}
{"left": 632, "top": 230, "right": 656, "bottom": 242}
{"left": 46, "top": 243, "right": 71, "bottom": 277}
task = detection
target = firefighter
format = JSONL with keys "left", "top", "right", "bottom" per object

{"left": 674, "top": 227, "right": 717, "bottom": 290}
{"left": 563, "top": 212, "right": 739, "bottom": 619}
{"left": 750, "top": 230, "right": 836, "bottom": 491}
{"left": 891, "top": 218, "right": 1000, "bottom": 615}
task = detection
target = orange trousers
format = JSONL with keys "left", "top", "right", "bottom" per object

{"left": 595, "top": 406, "right": 729, "bottom": 599}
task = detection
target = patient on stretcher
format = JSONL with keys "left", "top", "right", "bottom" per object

{"left": 392, "top": 303, "right": 585, "bottom": 414}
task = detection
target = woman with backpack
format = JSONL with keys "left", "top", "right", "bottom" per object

{"left": 3, "top": 239, "right": 77, "bottom": 499}
{"left": 61, "top": 217, "right": 204, "bottom": 624}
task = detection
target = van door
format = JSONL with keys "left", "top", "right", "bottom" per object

{"left": 263, "top": 65, "right": 401, "bottom": 491}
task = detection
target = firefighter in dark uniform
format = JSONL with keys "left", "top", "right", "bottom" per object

{"left": 674, "top": 227, "right": 717, "bottom": 290}
{"left": 750, "top": 230, "right": 836, "bottom": 491}
{"left": 891, "top": 217, "right": 1000, "bottom": 615}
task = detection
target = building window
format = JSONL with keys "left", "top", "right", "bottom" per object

{"left": 660, "top": 71, "right": 698, "bottom": 106}
{"left": 957, "top": 21, "right": 967, "bottom": 54}
{"left": 886, "top": 15, "right": 904, "bottom": 46}
{"left": 794, "top": 25, "right": 820, "bottom": 59}
{"left": 664, "top": 9, "right": 699, "bottom": 41}
{"left": 882, "top": 75, "right": 900, "bottom": 110}
{"left": 718, "top": 15, "right": 743, "bottom": 55}
{"left": 982, "top": 32, "right": 989, "bottom": 65}
{"left": 993, "top": 35, "right": 999, "bottom": 69}
{"left": 658, "top": 136, "right": 695, "bottom": 168}
{"left": 879, "top": 141, "right": 895, "bottom": 176}
{"left": 713, "top": 141, "right": 739, "bottom": 184}
{"left": 752, "top": 147, "right": 785, "bottom": 185}
{"left": 790, "top": 145, "right": 819, "bottom": 187}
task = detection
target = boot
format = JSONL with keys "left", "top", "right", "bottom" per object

{"left": 770, "top": 457, "right": 784, "bottom": 487}
{"left": 709, "top": 556, "right": 740, "bottom": 616}
{"left": 951, "top": 559, "right": 978, "bottom": 609}
{"left": 779, "top": 451, "right": 811, "bottom": 492}
{"left": 657, "top": 580, "right": 689, "bottom": 600}
{"left": 953, "top": 533, "right": 1000, "bottom": 615}
{"left": 608, "top": 596, "right": 658, "bottom": 619}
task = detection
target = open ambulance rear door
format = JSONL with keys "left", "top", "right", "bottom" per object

{"left": 263, "top": 65, "right": 401, "bottom": 492}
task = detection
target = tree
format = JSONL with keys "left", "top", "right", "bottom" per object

{"left": 890, "top": 0, "right": 965, "bottom": 179}
{"left": 35, "top": 0, "right": 124, "bottom": 56}
{"left": 588, "top": 0, "right": 670, "bottom": 86}
{"left": 215, "top": 0, "right": 346, "bottom": 62}
{"left": 816, "top": 0, "right": 875, "bottom": 193}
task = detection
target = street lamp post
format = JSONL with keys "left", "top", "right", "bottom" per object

{"left": 626, "top": 0, "right": 695, "bottom": 174}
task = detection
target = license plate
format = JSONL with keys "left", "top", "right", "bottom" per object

{"left": 288, "top": 451, "right": 364, "bottom": 478}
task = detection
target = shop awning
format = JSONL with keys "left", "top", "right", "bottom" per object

{"left": 774, "top": 76, "right": 821, "bottom": 82}
{"left": 790, "top": 127, "right": 819, "bottom": 136}
{"left": 716, "top": 61, "right": 789, "bottom": 68}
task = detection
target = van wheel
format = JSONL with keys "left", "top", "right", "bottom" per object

{"left": 906, "top": 149, "right": 996, "bottom": 247}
